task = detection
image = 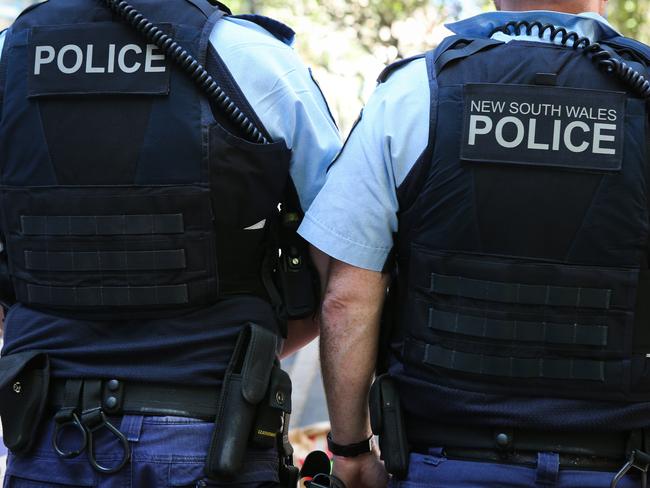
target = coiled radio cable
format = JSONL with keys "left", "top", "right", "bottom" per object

{"left": 491, "top": 21, "right": 650, "bottom": 101}
{"left": 102, "top": 0, "right": 269, "bottom": 144}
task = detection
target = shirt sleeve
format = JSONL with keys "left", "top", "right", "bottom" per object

{"left": 209, "top": 18, "right": 341, "bottom": 212}
{"left": 0, "top": 30, "right": 6, "bottom": 60}
{"left": 298, "top": 58, "right": 430, "bottom": 272}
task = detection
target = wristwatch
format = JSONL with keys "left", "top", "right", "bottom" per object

{"left": 327, "top": 432, "right": 373, "bottom": 458}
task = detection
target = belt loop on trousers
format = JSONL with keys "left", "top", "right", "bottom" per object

{"left": 119, "top": 415, "right": 144, "bottom": 443}
{"left": 536, "top": 452, "right": 560, "bottom": 486}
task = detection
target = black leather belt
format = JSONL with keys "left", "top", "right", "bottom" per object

{"left": 407, "top": 420, "right": 640, "bottom": 470}
{"left": 49, "top": 379, "right": 220, "bottom": 421}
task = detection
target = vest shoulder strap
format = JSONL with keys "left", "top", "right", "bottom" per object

{"left": 603, "top": 36, "right": 650, "bottom": 65}
{"left": 185, "top": 0, "right": 219, "bottom": 18}
{"left": 377, "top": 54, "right": 425, "bottom": 84}
{"left": 206, "top": 43, "right": 271, "bottom": 141}
{"left": 0, "top": 28, "right": 11, "bottom": 124}
{"left": 433, "top": 36, "right": 503, "bottom": 74}
{"left": 231, "top": 14, "right": 295, "bottom": 46}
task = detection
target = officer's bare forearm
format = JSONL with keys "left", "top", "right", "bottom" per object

{"left": 321, "top": 260, "right": 388, "bottom": 444}
{"left": 281, "top": 316, "right": 319, "bottom": 358}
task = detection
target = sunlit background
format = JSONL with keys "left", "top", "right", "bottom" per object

{"left": 0, "top": 0, "right": 649, "bottom": 479}
{"left": 1, "top": 0, "right": 648, "bottom": 131}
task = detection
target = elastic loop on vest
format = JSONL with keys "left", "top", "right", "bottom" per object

{"left": 21, "top": 214, "right": 184, "bottom": 236}
{"left": 25, "top": 249, "right": 187, "bottom": 272}
{"left": 405, "top": 339, "right": 606, "bottom": 382}
{"left": 27, "top": 284, "right": 189, "bottom": 307}
{"left": 428, "top": 307, "right": 608, "bottom": 347}
{"left": 430, "top": 273, "right": 612, "bottom": 309}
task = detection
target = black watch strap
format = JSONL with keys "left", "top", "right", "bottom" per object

{"left": 327, "top": 432, "right": 373, "bottom": 458}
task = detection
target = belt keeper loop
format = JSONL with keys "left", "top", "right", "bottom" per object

{"left": 102, "top": 379, "right": 124, "bottom": 415}
{"left": 626, "top": 430, "right": 643, "bottom": 458}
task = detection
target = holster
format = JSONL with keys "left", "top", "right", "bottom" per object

{"left": 276, "top": 180, "right": 318, "bottom": 321}
{"left": 0, "top": 351, "right": 50, "bottom": 455}
{"left": 369, "top": 374, "right": 409, "bottom": 478}
{"left": 204, "top": 323, "right": 279, "bottom": 480}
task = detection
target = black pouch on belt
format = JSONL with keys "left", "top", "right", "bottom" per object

{"left": 251, "top": 363, "right": 292, "bottom": 449}
{"left": 369, "top": 374, "right": 409, "bottom": 478}
{"left": 205, "top": 323, "right": 278, "bottom": 480}
{"left": 0, "top": 351, "right": 50, "bottom": 455}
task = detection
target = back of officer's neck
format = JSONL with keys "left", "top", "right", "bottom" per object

{"left": 496, "top": 0, "right": 602, "bottom": 14}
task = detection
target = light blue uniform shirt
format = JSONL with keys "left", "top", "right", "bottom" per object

{"left": 299, "top": 11, "right": 620, "bottom": 271}
{"left": 0, "top": 16, "right": 340, "bottom": 212}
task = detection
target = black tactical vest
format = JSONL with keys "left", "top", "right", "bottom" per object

{"left": 0, "top": 0, "right": 292, "bottom": 319}
{"left": 393, "top": 34, "right": 650, "bottom": 404}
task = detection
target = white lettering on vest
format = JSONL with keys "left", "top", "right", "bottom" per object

{"left": 145, "top": 45, "right": 166, "bottom": 73}
{"left": 468, "top": 115, "right": 493, "bottom": 145}
{"left": 85, "top": 45, "right": 105, "bottom": 74}
{"left": 593, "top": 123, "right": 617, "bottom": 155}
{"left": 33, "top": 43, "right": 167, "bottom": 75}
{"left": 118, "top": 44, "right": 142, "bottom": 74}
{"left": 564, "top": 121, "right": 591, "bottom": 153}
{"left": 34, "top": 45, "right": 55, "bottom": 75}
{"left": 57, "top": 44, "right": 83, "bottom": 74}
{"left": 495, "top": 116, "right": 525, "bottom": 149}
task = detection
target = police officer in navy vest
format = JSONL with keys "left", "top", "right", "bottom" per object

{"left": 299, "top": 0, "right": 650, "bottom": 486}
{"left": 0, "top": 0, "right": 340, "bottom": 486}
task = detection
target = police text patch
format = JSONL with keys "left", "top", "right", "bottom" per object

{"left": 461, "top": 84, "right": 626, "bottom": 171}
{"left": 29, "top": 23, "right": 171, "bottom": 97}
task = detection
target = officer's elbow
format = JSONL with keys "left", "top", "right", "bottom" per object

{"left": 321, "top": 289, "right": 353, "bottom": 333}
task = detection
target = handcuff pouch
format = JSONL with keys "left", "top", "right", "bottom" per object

{"left": 0, "top": 351, "right": 50, "bottom": 455}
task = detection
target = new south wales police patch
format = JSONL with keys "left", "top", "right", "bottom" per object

{"left": 461, "top": 83, "right": 626, "bottom": 172}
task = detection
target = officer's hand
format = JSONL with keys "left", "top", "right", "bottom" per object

{"left": 332, "top": 452, "right": 389, "bottom": 488}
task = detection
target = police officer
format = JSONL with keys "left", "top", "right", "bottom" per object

{"left": 0, "top": 0, "right": 340, "bottom": 486}
{"left": 299, "top": 0, "right": 650, "bottom": 487}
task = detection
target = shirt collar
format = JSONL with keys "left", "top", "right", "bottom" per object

{"left": 447, "top": 11, "right": 620, "bottom": 43}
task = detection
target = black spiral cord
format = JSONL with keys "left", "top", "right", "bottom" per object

{"left": 491, "top": 21, "right": 650, "bottom": 101}
{"left": 102, "top": 0, "right": 269, "bottom": 144}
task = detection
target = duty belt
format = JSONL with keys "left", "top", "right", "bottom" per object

{"left": 407, "top": 420, "right": 650, "bottom": 486}
{"left": 47, "top": 378, "right": 220, "bottom": 474}
{"left": 48, "top": 378, "right": 219, "bottom": 420}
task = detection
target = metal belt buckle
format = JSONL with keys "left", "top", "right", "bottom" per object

{"left": 611, "top": 449, "right": 650, "bottom": 488}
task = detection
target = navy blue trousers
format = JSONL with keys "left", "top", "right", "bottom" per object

{"left": 3, "top": 415, "right": 279, "bottom": 487}
{"left": 389, "top": 449, "right": 642, "bottom": 488}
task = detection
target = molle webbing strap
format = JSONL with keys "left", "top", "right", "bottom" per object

{"left": 406, "top": 339, "right": 606, "bottom": 381}
{"left": 434, "top": 39, "right": 503, "bottom": 74}
{"left": 27, "top": 284, "right": 188, "bottom": 307}
{"left": 25, "top": 249, "right": 186, "bottom": 272}
{"left": 430, "top": 273, "right": 612, "bottom": 310}
{"left": 428, "top": 308, "right": 608, "bottom": 347}
{"left": 21, "top": 214, "right": 184, "bottom": 236}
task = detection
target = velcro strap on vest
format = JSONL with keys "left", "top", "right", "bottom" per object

{"left": 25, "top": 249, "right": 186, "bottom": 271}
{"left": 27, "top": 284, "right": 189, "bottom": 307}
{"left": 21, "top": 214, "right": 184, "bottom": 236}
{"left": 431, "top": 272, "right": 612, "bottom": 309}
{"left": 405, "top": 338, "right": 606, "bottom": 381}
{"left": 428, "top": 307, "right": 608, "bottom": 347}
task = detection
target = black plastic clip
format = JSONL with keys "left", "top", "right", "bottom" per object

{"left": 81, "top": 407, "right": 131, "bottom": 475}
{"left": 52, "top": 379, "right": 86, "bottom": 459}
{"left": 52, "top": 410, "right": 87, "bottom": 459}
{"left": 611, "top": 449, "right": 650, "bottom": 488}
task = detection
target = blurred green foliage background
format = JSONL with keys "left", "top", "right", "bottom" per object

{"left": 1, "top": 0, "right": 648, "bottom": 131}
{"left": 225, "top": 0, "right": 649, "bottom": 130}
